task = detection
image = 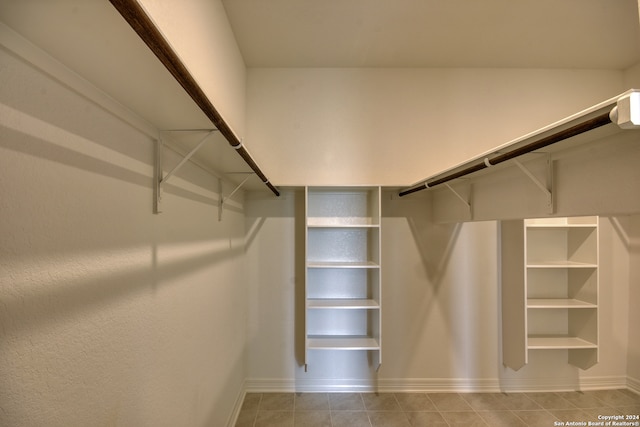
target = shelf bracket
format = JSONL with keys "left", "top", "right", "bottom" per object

{"left": 154, "top": 137, "right": 163, "bottom": 214}
{"left": 154, "top": 129, "right": 217, "bottom": 214}
{"left": 218, "top": 173, "right": 254, "bottom": 221}
{"left": 444, "top": 183, "right": 472, "bottom": 218}
{"left": 513, "top": 155, "right": 554, "bottom": 213}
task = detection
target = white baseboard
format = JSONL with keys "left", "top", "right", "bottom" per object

{"left": 495, "top": 376, "right": 629, "bottom": 393}
{"left": 226, "top": 380, "right": 248, "bottom": 427}
{"left": 245, "top": 378, "right": 379, "bottom": 393}
{"left": 244, "top": 376, "right": 629, "bottom": 394}
{"left": 628, "top": 376, "right": 640, "bottom": 395}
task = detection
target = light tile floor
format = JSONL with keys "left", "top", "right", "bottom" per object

{"left": 235, "top": 389, "right": 640, "bottom": 427}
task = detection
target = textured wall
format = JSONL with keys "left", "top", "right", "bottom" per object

{"left": 0, "top": 47, "right": 247, "bottom": 426}
{"left": 243, "top": 190, "right": 635, "bottom": 391}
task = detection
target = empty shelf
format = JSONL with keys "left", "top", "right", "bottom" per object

{"left": 307, "top": 299, "right": 380, "bottom": 309}
{"left": 527, "top": 299, "right": 597, "bottom": 308}
{"left": 526, "top": 224, "right": 597, "bottom": 229}
{"left": 307, "top": 222, "right": 379, "bottom": 228}
{"left": 526, "top": 261, "right": 598, "bottom": 268}
{"left": 307, "top": 261, "right": 380, "bottom": 269}
{"left": 528, "top": 336, "right": 597, "bottom": 349}
{"left": 307, "top": 336, "right": 380, "bottom": 350}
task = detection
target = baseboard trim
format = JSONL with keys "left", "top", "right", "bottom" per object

{"left": 628, "top": 376, "right": 640, "bottom": 395}
{"left": 245, "top": 378, "right": 379, "bottom": 393}
{"left": 244, "top": 376, "right": 629, "bottom": 394}
{"left": 495, "top": 376, "right": 629, "bottom": 393}
{"left": 226, "top": 380, "right": 247, "bottom": 427}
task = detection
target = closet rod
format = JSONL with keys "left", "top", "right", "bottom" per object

{"left": 398, "top": 112, "right": 612, "bottom": 197}
{"left": 108, "top": 0, "right": 280, "bottom": 197}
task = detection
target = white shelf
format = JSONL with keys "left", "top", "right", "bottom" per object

{"left": 305, "top": 186, "right": 382, "bottom": 369}
{"left": 307, "top": 336, "right": 380, "bottom": 350}
{"left": 307, "top": 261, "right": 380, "bottom": 269}
{"left": 306, "top": 187, "right": 381, "bottom": 227}
{"left": 528, "top": 336, "right": 597, "bottom": 349}
{"left": 526, "top": 217, "right": 598, "bottom": 227}
{"left": 527, "top": 261, "right": 598, "bottom": 268}
{"left": 526, "top": 224, "right": 597, "bottom": 229}
{"left": 527, "top": 299, "right": 596, "bottom": 308}
{"left": 501, "top": 216, "right": 599, "bottom": 371}
{"left": 308, "top": 299, "right": 380, "bottom": 309}
{"left": 307, "top": 221, "right": 379, "bottom": 228}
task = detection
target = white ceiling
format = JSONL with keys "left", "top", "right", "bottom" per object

{"left": 222, "top": 0, "right": 640, "bottom": 69}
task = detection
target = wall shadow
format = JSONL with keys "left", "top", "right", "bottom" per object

{"left": 1, "top": 240, "right": 244, "bottom": 336}
{"left": 0, "top": 108, "right": 243, "bottom": 218}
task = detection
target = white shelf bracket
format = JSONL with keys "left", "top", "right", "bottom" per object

{"left": 513, "top": 156, "right": 554, "bottom": 213}
{"left": 154, "top": 137, "right": 163, "bottom": 214}
{"left": 444, "top": 183, "right": 472, "bottom": 218}
{"left": 154, "top": 129, "right": 217, "bottom": 214}
{"left": 218, "top": 173, "right": 254, "bottom": 221}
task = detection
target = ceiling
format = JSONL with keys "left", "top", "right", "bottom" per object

{"left": 222, "top": 0, "right": 640, "bottom": 69}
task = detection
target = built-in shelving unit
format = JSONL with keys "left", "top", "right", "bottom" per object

{"left": 501, "top": 216, "right": 599, "bottom": 370}
{"left": 304, "top": 187, "right": 382, "bottom": 370}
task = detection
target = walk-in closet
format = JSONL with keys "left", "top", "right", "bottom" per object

{"left": 1, "top": 1, "right": 639, "bottom": 426}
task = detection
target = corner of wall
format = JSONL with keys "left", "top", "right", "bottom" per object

{"left": 623, "top": 61, "right": 640, "bottom": 89}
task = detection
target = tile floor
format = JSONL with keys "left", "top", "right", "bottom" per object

{"left": 235, "top": 389, "right": 640, "bottom": 427}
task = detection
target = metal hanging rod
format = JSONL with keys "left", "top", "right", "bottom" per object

{"left": 108, "top": 0, "right": 280, "bottom": 197}
{"left": 399, "top": 90, "right": 640, "bottom": 197}
{"left": 399, "top": 113, "right": 611, "bottom": 197}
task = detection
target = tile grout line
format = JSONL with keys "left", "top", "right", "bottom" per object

{"left": 364, "top": 392, "right": 374, "bottom": 427}
{"left": 358, "top": 392, "right": 373, "bottom": 427}
{"left": 458, "top": 392, "right": 489, "bottom": 427}
{"left": 394, "top": 392, "right": 408, "bottom": 425}
{"left": 251, "top": 393, "right": 260, "bottom": 427}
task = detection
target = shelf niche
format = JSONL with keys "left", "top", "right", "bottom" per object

{"left": 501, "top": 216, "right": 599, "bottom": 371}
{"left": 304, "top": 187, "right": 382, "bottom": 370}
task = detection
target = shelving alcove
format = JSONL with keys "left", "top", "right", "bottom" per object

{"left": 501, "top": 216, "right": 599, "bottom": 371}
{"left": 304, "top": 186, "right": 382, "bottom": 370}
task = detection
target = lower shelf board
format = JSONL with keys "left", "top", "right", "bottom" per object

{"left": 527, "top": 298, "right": 597, "bottom": 308}
{"left": 307, "top": 299, "right": 380, "bottom": 309}
{"left": 307, "top": 336, "right": 380, "bottom": 350}
{"left": 528, "top": 336, "right": 597, "bottom": 350}
{"left": 307, "top": 261, "right": 380, "bottom": 269}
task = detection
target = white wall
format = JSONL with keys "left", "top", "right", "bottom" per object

{"left": 624, "top": 62, "right": 640, "bottom": 88}
{"left": 244, "top": 190, "right": 634, "bottom": 392}
{"left": 0, "top": 44, "right": 247, "bottom": 426}
{"left": 428, "top": 129, "right": 640, "bottom": 222}
{"left": 138, "top": 0, "right": 247, "bottom": 137}
{"left": 628, "top": 216, "right": 640, "bottom": 389}
{"left": 246, "top": 68, "right": 624, "bottom": 187}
